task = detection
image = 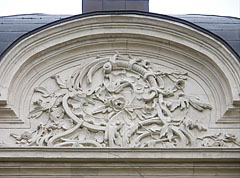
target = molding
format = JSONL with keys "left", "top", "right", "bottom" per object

{"left": 1, "top": 11, "right": 239, "bottom": 61}
{"left": 0, "top": 147, "right": 239, "bottom": 162}
{"left": 1, "top": 148, "right": 239, "bottom": 177}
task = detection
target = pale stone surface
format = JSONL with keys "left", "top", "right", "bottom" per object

{"left": 0, "top": 14, "right": 239, "bottom": 176}
{"left": 7, "top": 52, "right": 215, "bottom": 148}
{"left": 0, "top": 148, "right": 239, "bottom": 177}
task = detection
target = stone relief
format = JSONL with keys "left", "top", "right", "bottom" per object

{"left": 10, "top": 53, "right": 239, "bottom": 147}
{"left": 198, "top": 133, "right": 240, "bottom": 147}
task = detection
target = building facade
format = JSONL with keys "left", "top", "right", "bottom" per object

{"left": 0, "top": 1, "right": 239, "bottom": 177}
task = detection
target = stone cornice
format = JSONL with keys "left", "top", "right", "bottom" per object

{"left": 0, "top": 148, "right": 239, "bottom": 162}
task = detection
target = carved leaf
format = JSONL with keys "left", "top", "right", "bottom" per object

{"left": 194, "top": 122, "right": 207, "bottom": 131}
{"left": 95, "top": 131, "right": 104, "bottom": 143}
{"left": 29, "top": 107, "right": 44, "bottom": 119}
{"left": 92, "top": 106, "right": 108, "bottom": 114}
{"left": 159, "top": 124, "right": 168, "bottom": 138}
{"left": 169, "top": 97, "right": 189, "bottom": 111}
{"left": 10, "top": 133, "right": 22, "bottom": 141}
{"left": 175, "top": 79, "right": 185, "bottom": 90}
{"left": 179, "top": 97, "right": 189, "bottom": 110}
{"left": 51, "top": 75, "right": 67, "bottom": 89}
{"left": 72, "top": 109, "right": 86, "bottom": 118}
{"left": 135, "top": 110, "right": 145, "bottom": 120}
{"left": 34, "top": 87, "right": 50, "bottom": 97}
{"left": 224, "top": 133, "right": 237, "bottom": 141}
{"left": 170, "top": 100, "right": 181, "bottom": 111}
{"left": 68, "top": 100, "right": 81, "bottom": 109}
{"left": 115, "top": 135, "right": 122, "bottom": 146}
{"left": 54, "top": 89, "right": 68, "bottom": 97}
{"left": 127, "top": 123, "right": 139, "bottom": 138}
{"left": 78, "top": 128, "right": 90, "bottom": 141}
{"left": 150, "top": 125, "right": 161, "bottom": 132}
{"left": 62, "top": 119, "right": 73, "bottom": 130}
{"left": 167, "top": 127, "right": 174, "bottom": 142}
{"left": 146, "top": 140, "right": 156, "bottom": 147}
{"left": 186, "top": 96, "right": 212, "bottom": 111}
{"left": 87, "top": 60, "right": 107, "bottom": 84}
{"left": 50, "top": 107, "right": 65, "bottom": 121}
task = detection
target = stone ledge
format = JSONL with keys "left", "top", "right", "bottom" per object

{"left": 0, "top": 147, "right": 239, "bottom": 162}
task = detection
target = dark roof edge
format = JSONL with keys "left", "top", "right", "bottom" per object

{"left": 0, "top": 13, "right": 72, "bottom": 18}
{"left": 0, "top": 13, "right": 45, "bottom": 18}
{"left": 0, "top": 11, "right": 239, "bottom": 62}
{"left": 184, "top": 14, "right": 240, "bottom": 20}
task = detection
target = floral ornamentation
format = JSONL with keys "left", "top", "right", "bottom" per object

{"left": 198, "top": 133, "right": 240, "bottom": 147}
{"left": 10, "top": 53, "right": 217, "bottom": 148}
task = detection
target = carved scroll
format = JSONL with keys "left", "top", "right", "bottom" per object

{"left": 10, "top": 53, "right": 239, "bottom": 148}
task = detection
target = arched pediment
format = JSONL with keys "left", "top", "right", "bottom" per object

{"left": 0, "top": 13, "right": 239, "bottom": 148}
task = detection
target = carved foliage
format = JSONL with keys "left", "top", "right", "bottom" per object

{"left": 11, "top": 53, "right": 236, "bottom": 148}
{"left": 198, "top": 133, "right": 240, "bottom": 147}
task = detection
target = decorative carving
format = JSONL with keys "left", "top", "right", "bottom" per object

{"left": 11, "top": 53, "right": 214, "bottom": 148}
{"left": 198, "top": 133, "right": 240, "bottom": 147}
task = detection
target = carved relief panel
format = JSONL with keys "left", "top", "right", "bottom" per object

{"left": 0, "top": 14, "right": 239, "bottom": 150}
{"left": 8, "top": 53, "right": 239, "bottom": 148}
